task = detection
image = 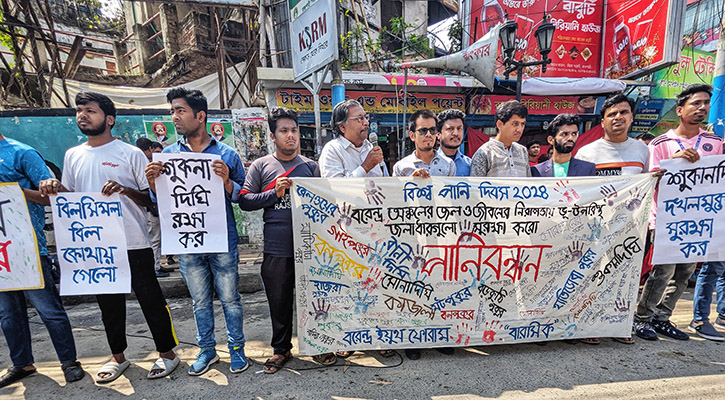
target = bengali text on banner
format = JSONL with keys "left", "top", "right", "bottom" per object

{"left": 0, "top": 183, "right": 43, "bottom": 291}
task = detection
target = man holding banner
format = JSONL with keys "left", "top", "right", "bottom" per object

{"left": 239, "top": 107, "right": 320, "bottom": 373}
{"left": 636, "top": 84, "right": 724, "bottom": 341}
{"left": 469, "top": 100, "right": 531, "bottom": 177}
{"left": 39, "top": 92, "right": 179, "bottom": 383}
{"left": 436, "top": 109, "right": 471, "bottom": 176}
{"left": 0, "top": 134, "right": 85, "bottom": 387}
{"left": 393, "top": 110, "right": 456, "bottom": 179}
{"left": 145, "top": 88, "right": 249, "bottom": 376}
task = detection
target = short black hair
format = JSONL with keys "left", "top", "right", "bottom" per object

{"left": 526, "top": 140, "right": 541, "bottom": 149}
{"left": 75, "top": 91, "right": 116, "bottom": 126}
{"left": 495, "top": 100, "right": 528, "bottom": 125}
{"left": 166, "top": 87, "right": 208, "bottom": 123}
{"left": 437, "top": 109, "right": 466, "bottom": 131}
{"left": 409, "top": 109, "right": 437, "bottom": 132}
{"left": 676, "top": 84, "right": 712, "bottom": 107}
{"left": 268, "top": 107, "right": 298, "bottom": 135}
{"left": 135, "top": 137, "right": 153, "bottom": 151}
{"left": 548, "top": 113, "right": 581, "bottom": 137}
{"left": 150, "top": 142, "right": 163, "bottom": 150}
{"left": 330, "top": 99, "right": 363, "bottom": 136}
{"left": 600, "top": 94, "right": 635, "bottom": 118}
{"left": 636, "top": 133, "right": 655, "bottom": 141}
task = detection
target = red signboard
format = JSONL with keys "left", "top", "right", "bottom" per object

{"left": 465, "top": 0, "right": 603, "bottom": 78}
{"left": 468, "top": 95, "right": 596, "bottom": 115}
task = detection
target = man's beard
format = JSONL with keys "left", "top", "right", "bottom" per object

{"left": 554, "top": 140, "right": 575, "bottom": 154}
{"left": 79, "top": 120, "right": 107, "bottom": 136}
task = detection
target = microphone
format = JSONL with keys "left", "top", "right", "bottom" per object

{"left": 368, "top": 131, "right": 378, "bottom": 145}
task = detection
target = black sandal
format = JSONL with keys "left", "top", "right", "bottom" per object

{"left": 62, "top": 361, "right": 85, "bottom": 383}
{"left": 0, "top": 367, "right": 36, "bottom": 388}
{"left": 263, "top": 351, "right": 292, "bottom": 374}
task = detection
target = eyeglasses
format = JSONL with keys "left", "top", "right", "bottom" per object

{"left": 348, "top": 114, "right": 369, "bottom": 123}
{"left": 415, "top": 127, "right": 438, "bottom": 136}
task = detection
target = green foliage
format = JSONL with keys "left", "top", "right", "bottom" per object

{"left": 448, "top": 18, "right": 462, "bottom": 53}
{"left": 387, "top": 17, "right": 433, "bottom": 59}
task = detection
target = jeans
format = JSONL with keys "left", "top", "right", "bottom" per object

{"left": 260, "top": 254, "right": 295, "bottom": 355}
{"left": 179, "top": 247, "right": 245, "bottom": 349}
{"left": 693, "top": 261, "right": 725, "bottom": 323}
{"left": 0, "top": 256, "right": 77, "bottom": 367}
{"left": 635, "top": 262, "right": 697, "bottom": 322}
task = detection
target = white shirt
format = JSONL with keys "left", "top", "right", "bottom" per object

{"left": 62, "top": 139, "right": 151, "bottom": 249}
{"left": 392, "top": 151, "right": 456, "bottom": 177}
{"left": 319, "top": 136, "right": 389, "bottom": 178}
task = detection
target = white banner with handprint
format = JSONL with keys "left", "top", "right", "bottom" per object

{"left": 291, "top": 174, "right": 657, "bottom": 355}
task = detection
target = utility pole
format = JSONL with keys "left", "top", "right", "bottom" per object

{"left": 709, "top": 10, "right": 725, "bottom": 138}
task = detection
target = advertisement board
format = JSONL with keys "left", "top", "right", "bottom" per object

{"left": 289, "top": 0, "right": 339, "bottom": 82}
{"left": 277, "top": 90, "right": 466, "bottom": 113}
{"left": 650, "top": 47, "right": 716, "bottom": 98}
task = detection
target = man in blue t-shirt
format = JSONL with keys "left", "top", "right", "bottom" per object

{"left": 0, "top": 134, "right": 85, "bottom": 387}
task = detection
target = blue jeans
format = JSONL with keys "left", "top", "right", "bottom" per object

{"left": 0, "top": 256, "right": 77, "bottom": 367}
{"left": 179, "top": 247, "right": 245, "bottom": 349}
{"left": 693, "top": 261, "right": 725, "bottom": 323}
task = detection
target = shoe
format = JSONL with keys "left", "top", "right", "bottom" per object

{"left": 715, "top": 316, "right": 725, "bottom": 329}
{"left": 435, "top": 347, "right": 454, "bottom": 355}
{"left": 405, "top": 349, "right": 420, "bottom": 360}
{"left": 166, "top": 256, "right": 176, "bottom": 265}
{"left": 229, "top": 346, "right": 249, "bottom": 373}
{"left": 689, "top": 321, "right": 725, "bottom": 341}
{"left": 158, "top": 267, "right": 174, "bottom": 273}
{"left": 155, "top": 271, "right": 170, "bottom": 278}
{"left": 61, "top": 360, "right": 85, "bottom": 383}
{"left": 188, "top": 349, "right": 219, "bottom": 376}
{"left": 0, "top": 367, "right": 36, "bottom": 388}
{"left": 652, "top": 320, "right": 689, "bottom": 340}
{"left": 633, "top": 321, "right": 658, "bottom": 341}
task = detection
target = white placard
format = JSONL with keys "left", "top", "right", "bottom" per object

{"left": 154, "top": 153, "right": 228, "bottom": 254}
{"left": 0, "top": 183, "right": 43, "bottom": 291}
{"left": 652, "top": 155, "right": 725, "bottom": 264}
{"left": 52, "top": 193, "right": 131, "bottom": 295}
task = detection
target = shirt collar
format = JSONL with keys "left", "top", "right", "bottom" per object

{"left": 338, "top": 135, "right": 371, "bottom": 151}
{"left": 177, "top": 134, "right": 216, "bottom": 151}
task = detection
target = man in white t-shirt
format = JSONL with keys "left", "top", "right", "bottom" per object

{"left": 39, "top": 92, "right": 179, "bottom": 383}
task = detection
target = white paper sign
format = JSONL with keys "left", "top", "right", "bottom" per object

{"left": 652, "top": 155, "right": 725, "bottom": 264}
{"left": 52, "top": 193, "right": 131, "bottom": 295}
{"left": 154, "top": 153, "right": 228, "bottom": 254}
{"left": 0, "top": 183, "right": 43, "bottom": 291}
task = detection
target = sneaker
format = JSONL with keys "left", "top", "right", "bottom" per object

{"left": 689, "top": 321, "right": 725, "bottom": 341}
{"left": 166, "top": 256, "right": 176, "bottom": 265}
{"left": 405, "top": 349, "right": 420, "bottom": 360}
{"left": 652, "top": 320, "right": 689, "bottom": 340}
{"left": 229, "top": 346, "right": 249, "bottom": 373}
{"left": 633, "top": 321, "right": 658, "bottom": 341}
{"left": 155, "top": 270, "right": 170, "bottom": 278}
{"left": 158, "top": 267, "right": 174, "bottom": 273}
{"left": 715, "top": 316, "right": 725, "bottom": 329}
{"left": 188, "top": 349, "right": 219, "bottom": 376}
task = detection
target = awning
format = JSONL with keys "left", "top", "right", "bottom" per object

{"left": 522, "top": 78, "right": 626, "bottom": 96}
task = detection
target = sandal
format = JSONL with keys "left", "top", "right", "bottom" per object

{"left": 147, "top": 356, "right": 179, "bottom": 379}
{"left": 0, "top": 367, "right": 36, "bottom": 388}
{"left": 312, "top": 352, "right": 337, "bottom": 366}
{"left": 263, "top": 351, "right": 292, "bottom": 374}
{"left": 378, "top": 349, "right": 396, "bottom": 358}
{"left": 613, "top": 337, "right": 635, "bottom": 344}
{"left": 579, "top": 338, "right": 601, "bottom": 345}
{"left": 335, "top": 351, "right": 354, "bottom": 358}
{"left": 61, "top": 361, "right": 85, "bottom": 383}
{"left": 96, "top": 360, "right": 130, "bottom": 383}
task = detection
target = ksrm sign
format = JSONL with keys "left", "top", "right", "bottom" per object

{"left": 289, "top": 0, "right": 339, "bottom": 82}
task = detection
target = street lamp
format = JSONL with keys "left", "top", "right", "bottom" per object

{"left": 500, "top": 15, "right": 556, "bottom": 101}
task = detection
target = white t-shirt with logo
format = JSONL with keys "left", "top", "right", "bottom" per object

{"left": 62, "top": 139, "right": 151, "bottom": 249}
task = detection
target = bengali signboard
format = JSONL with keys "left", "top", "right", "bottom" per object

{"left": 462, "top": 0, "right": 604, "bottom": 78}
{"left": 277, "top": 90, "right": 466, "bottom": 114}
{"left": 631, "top": 98, "right": 667, "bottom": 133}
{"left": 0, "top": 183, "right": 43, "bottom": 291}
{"left": 154, "top": 153, "right": 228, "bottom": 254}
{"left": 602, "top": 0, "right": 686, "bottom": 79}
{"left": 289, "top": 0, "right": 339, "bottom": 82}
{"left": 468, "top": 95, "right": 596, "bottom": 115}
{"left": 652, "top": 155, "right": 725, "bottom": 264}
{"left": 650, "top": 47, "right": 716, "bottom": 99}
{"left": 51, "top": 193, "right": 131, "bottom": 295}
{"left": 291, "top": 175, "right": 656, "bottom": 355}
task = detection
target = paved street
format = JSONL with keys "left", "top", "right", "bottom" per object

{"left": 1, "top": 285, "right": 724, "bottom": 400}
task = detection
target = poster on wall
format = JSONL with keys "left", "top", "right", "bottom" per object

{"left": 462, "top": 0, "right": 604, "bottom": 78}
{"left": 207, "top": 117, "right": 235, "bottom": 148}
{"left": 650, "top": 47, "right": 716, "bottom": 99}
{"left": 0, "top": 183, "right": 43, "bottom": 292}
{"left": 232, "top": 108, "right": 270, "bottom": 164}
{"left": 143, "top": 117, "right": 178, "bottom": 146}
{"left": 291, "top": 175, "right": 657, "bottom": 355}
{"left": 602, "top": 0, "right": 686, "bottom": 79}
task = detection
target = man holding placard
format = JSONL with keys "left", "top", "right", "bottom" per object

{"left": 145, "top": 88, "right": 248, "bottom": 376}
{"left": 239, "top": 107, "right": 320, "bottom": 373}
{"left": 635, "top": 84, "right": 723, "bottom": 342}
{"left": 0, "top": 134, "right": 85, "bottom": 387}
{"left": 39, "top": 92, "right": 179, "bottom": 383}
{"left": 470, "top": 100, "right": 531, "bottom": 177}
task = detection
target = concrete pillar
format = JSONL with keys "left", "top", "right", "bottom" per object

{"left": 132, "top": 23, "right": 152, "bottom": 74}
{"left": 113, "top": 41, "right": 130, "bottom": 74}
{"left": 159, "top": 3, "right": 179, "bottom": 56}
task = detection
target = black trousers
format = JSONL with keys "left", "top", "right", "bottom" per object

{"left": 260, "top": 254, "right": 295, "bottom": 355}
{"left": 96, "top": 248, "right": 178, "bottom": 354}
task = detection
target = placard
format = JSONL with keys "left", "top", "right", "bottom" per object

{"left": 52, "top": 193, "right": 131, "bottom": 295}
{"left": 0, "top": 183, "right": 43, "bottom": 291}
{"left": 154, "top": 153, "right": 228, "bottom": 254}
{"left": 291, "top": 175, "right": 656, "bottom": 355}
